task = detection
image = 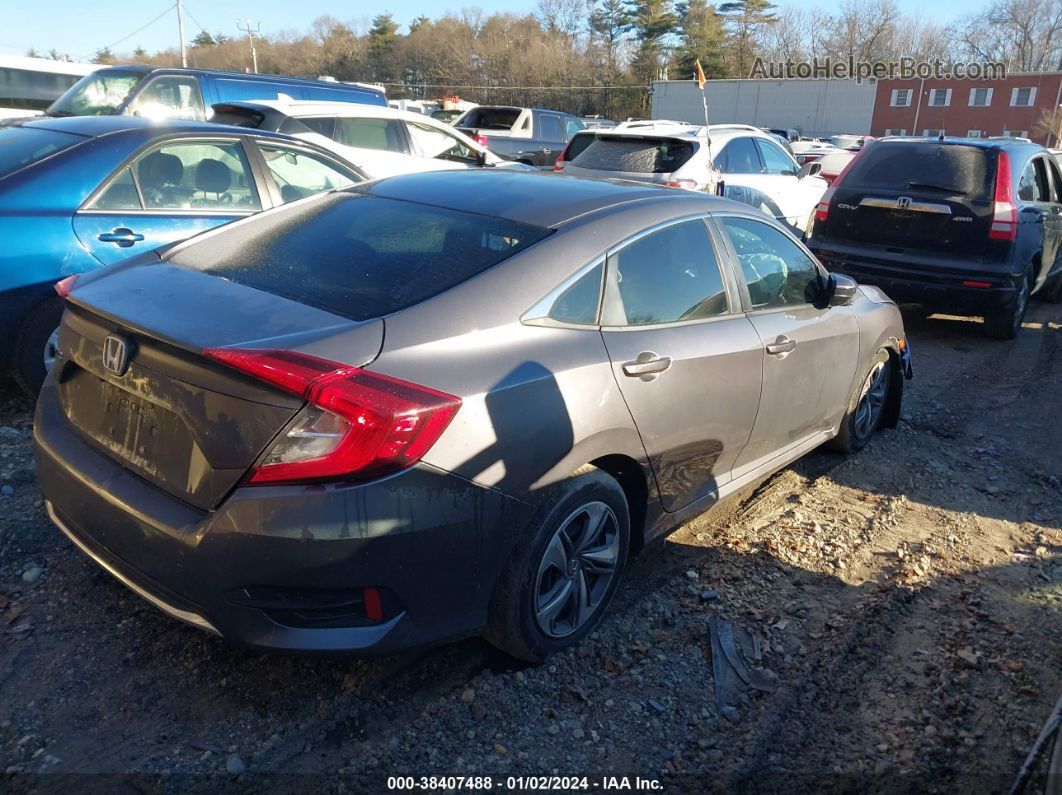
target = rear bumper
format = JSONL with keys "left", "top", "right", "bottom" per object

{"left": 811, "top": 244, "right": 1021, "bottom": 312}
{"left": 34, "top": 379, "right": 532, "bottom": 655}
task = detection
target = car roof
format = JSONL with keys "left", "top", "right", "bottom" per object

{"left": 217, "top": 99, "right": 431, "bottom": 123}
{"left": 875, "top": 135, "right": 1044, "bottom": 153}
{"left": 15, "top": 114, "right": 301, "bottom": 141}
{"left": 97, "top": 64, "right": 382, "bottom": 91}
{"left": 356, "top": 169, "right": 750, "bottom": 228}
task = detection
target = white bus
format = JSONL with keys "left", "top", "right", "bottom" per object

{"left": 0, "top": 54, "right": 96, "bottom": 119}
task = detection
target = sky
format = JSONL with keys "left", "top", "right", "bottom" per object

{"left": 0, "top": 0, "right": 991, "bottom": 64}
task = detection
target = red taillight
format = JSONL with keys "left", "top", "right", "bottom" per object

{"left": 962, "top": 280, "right": 993, "bottom": 288}
{"left": 202, "top": 348, "right": 461, "bottom": 485}
{"left": 55, "top": 274, "right": 80, "bottom": 297}
{"left": 474, "top": 132, "right": 489, "bottom": 148}
{"left": 989, "top": 152, "right": 1017, "bottom": 241}
{"left": 553, "top": 153, "right": 565, "bottom": 172}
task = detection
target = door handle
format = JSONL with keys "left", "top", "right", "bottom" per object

{"left": 98, "top": 228, "right": 145, "bottom": 247}
{"left": 541, "top": 147, "right": 552, "bottom": 155}
{"left": 765, "top": 336, "right": 797, "bottom": 355}
{"left": 622, "top": 352, "right": 672, "bottom": 379}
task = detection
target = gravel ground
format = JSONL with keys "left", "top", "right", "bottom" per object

{"left": 1, "top": 303, "right": 1060, "bottom": 794}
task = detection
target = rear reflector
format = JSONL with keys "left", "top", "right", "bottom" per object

{"left": 666, "top": 178, "right": 699, "bottom": 190}
{"left": 962, "top": 280, "right": 993, "bottom": 288}
{"left": 203, "top": 348, "right": 461, "bottom": 485}
{"left": 989, "top": 151, "right": 1017, "bottom": 241}
{"left": 54, "top": 274, "right": 80, "bottom": 297}
{"left": 474, "top": 132, "right": 489, "bottom": 148}
{"left": 553, "top": 154, "right": 565, "bottom": 172}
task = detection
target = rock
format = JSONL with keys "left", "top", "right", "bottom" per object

{"left": 699, "top": 589, "right": 720, "bottom": 602}
{"left": 493, "top": 743, "right": 508, "bottom": 758}
{"left": 22, "top": 566, "right": 43, "bottom": 583}
{"left": 460, "top": 688, "right": 475, "bottom": 703}
{"left": 225, "top": 754, "right": 245, "bottom": 775}
{"left": 572, "top": 728, "right": 585, "bottom": 740}
{"left": 546, "top": 723, "right": 560, "bottom": 735}
{"left": 0, "top": 427, "right": 22, "bottom": 440}
{"left": 956, "top": 648, "right": 979, "bottom": 667}
{"left": 685, "top": 570, "right": 699, "bottom": 580}
{"left": 1, "top": 485, "right": 13, "bottom": 497}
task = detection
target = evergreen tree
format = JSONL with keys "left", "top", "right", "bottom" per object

{"left": 191, "top": 31, "right": 217, "bottom": 48}
{"left": 93, "top": 47, "right": 116, "bottom": 65}
{"left": 626, "top": 0, "right": 678, "bottom": 84}
{"left": 368, "top": 13, "right": 400, "bottom": 82}
{"left": 675, "top": 0, "right": 728, "bottom": 78}
{"left": 717, "top": 0, "right": 776, "bottom": 77}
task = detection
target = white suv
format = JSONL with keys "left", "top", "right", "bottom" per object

{"left": 562, "top": 122, "right": 828, "bottom": 234}
{"left": 211, "top": 100, "right": 528, "bottom": 180}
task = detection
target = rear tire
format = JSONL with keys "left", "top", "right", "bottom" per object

{"left": 12, "top": 297, "right": 63, "bottom": 398}
{"left": 984, "top": 273, "right": 1030, "bottom": 339}
{"left": 484, "top": 466, "right": 630, "bottom": 663}
{"left": 830, "top": 349, "right": 892, "bottom": 454}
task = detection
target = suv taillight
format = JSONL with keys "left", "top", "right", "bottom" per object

{"left": 813, "top": 150, "right": 863, "bottom": 225}
{"left": 553, "top": 153, "right": 565, "bottom": 172}
{"left": 54, "top": 274, "right": 80, "bottom": 297}
{"left": 203, "top": 348, "right": 461, "bottom": 485}
{"left": 474, "top": 133, "right": 489, "bottom": 148}
{"left": 989, "top": 151, "right": 1017, "bottom": 241}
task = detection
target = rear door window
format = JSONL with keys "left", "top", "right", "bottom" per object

{"left": 461, "top": 108, "right": 521, "bottom": 130}
{"left": 126, "top": 140, "right": 262, "bottom": 211}
{"left": 167, "top": 194, "right": 552, "bottom": 321}
{"left": 841, "top": 142, "right": 992, "bottom": 199}
{"left": 755, "top": 139, "right": 798, "bottom": 176}
{"left": 609, "top": 220, "right": 730, "bottom": 325}
{"left": 334, "top": 117, "right": 407, "bottom": 152}
{"left": 128, "top": 76, "right": 205, "bottom": 121}
{"left": 572, "top": 137, "right": 695, "bottom": 173}
{"left": 405, "top": 120, "right": 477, "bottom": 163}
{"left": 298, "top": 117, "right": 337, "bottom": 138}
{"left": 718, "top": 137, "right": 761, "bottom": 174}
{"left": 538, "top": 114, "right": 564, "bottom": 141}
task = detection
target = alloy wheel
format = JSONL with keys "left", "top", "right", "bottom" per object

{"left": 533, "top": 501, "right": 620, "bottom": 639}
{"left": 853, "top": 359, "right": 889, "bottom": 440}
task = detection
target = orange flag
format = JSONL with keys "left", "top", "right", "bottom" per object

{"left": 695, "top": 60, "right": 707, "bottom": 89}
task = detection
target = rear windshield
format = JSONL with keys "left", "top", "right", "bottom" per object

{"left": 571, "top": 136, "right": 696, "bottom": 173}
{"left": 167, "top": 193, "right": 551, "bottom": 321}
{"left": 842, "top": 143, "right": 993, "bottom": 199}
{"left": 564, "top": 133, "right": 596, "bottom": 161}
{"left": 461, "top": 108, "right": 521, "bottom": 131}
{"left": 0, "top": 126, "right": 82, "bottom": 179}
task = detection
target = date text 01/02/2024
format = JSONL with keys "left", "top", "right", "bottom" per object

{"left": 386, "top": 775, "right": 664, "bottom": 791}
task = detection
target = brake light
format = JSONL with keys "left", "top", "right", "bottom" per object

{"left": 54, "top": 274, "right": 80, "bottom": 297}
{"left": 202, "top": 349, "right": 461, "bottom": 485}
{"left": 474, "top": 132, "right": 489, "bottom": 148}
{"left": 962, "top": 280, "right": 993, "bottom": 288}
{"left": 553, "top": 153, "right": 565, "bottom": 172}
{"left": 989, "top": 152, "right": 1017, "bottom": 241}
{"left": 666, "top": 178, "right": 699, "bottom": 190}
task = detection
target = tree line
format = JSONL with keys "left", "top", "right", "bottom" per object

{"left": 33, "top": 0, "right": 1062, "bottom": 121}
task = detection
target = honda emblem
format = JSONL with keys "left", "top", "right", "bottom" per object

{"left": 896, "top": 196, "right": 912, "bottom": 209}
{"left": 102, "top": 335, "right": 130, "bottom": 376}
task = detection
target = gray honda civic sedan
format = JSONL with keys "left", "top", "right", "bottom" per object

{"left": 34, "top": 169, "right": 911, "bottom": 661}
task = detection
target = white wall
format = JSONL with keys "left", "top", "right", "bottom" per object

{"left": 650, "top": 79, "right": 877, "bottom": 137}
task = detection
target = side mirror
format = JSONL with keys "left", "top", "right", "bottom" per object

{"left": 827, "top": 273, "right": 858, "bottom": 307}
{"left": 798, "top": 161, "right": 822, "bottom": 179}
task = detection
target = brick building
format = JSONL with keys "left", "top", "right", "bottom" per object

{"left": 870, "top": 73, "right": 1062, "bottom": 144}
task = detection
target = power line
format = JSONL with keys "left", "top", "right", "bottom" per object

{"left": 183, "top": 4, "right": 210, "bottom": 34}
{"left": 79, "top": 2, "right": 176, "bottom": 60}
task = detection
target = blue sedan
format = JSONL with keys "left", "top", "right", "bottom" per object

{"left": 0, "top": 115, "right": 367, "bottom": 394}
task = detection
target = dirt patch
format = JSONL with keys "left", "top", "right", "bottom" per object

{"left": 1, "top": 304, "right": 1060, "bottom": 792}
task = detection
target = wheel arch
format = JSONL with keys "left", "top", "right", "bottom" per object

{"left": 587, "top": 453, "right": 651, "bottom": 557}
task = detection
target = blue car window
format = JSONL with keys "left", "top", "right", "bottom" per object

{"left": 132, "top": 141, "right": 261, "bottom": 211}
{"left": 90, "top": 167, "right": 141, "bottom": 210}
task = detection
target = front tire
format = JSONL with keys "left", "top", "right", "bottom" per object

{"left": 484, "top": 466, "right": 630, "bottom": 663}
{"left": 12, "top": 297, "right": 64, "bottom": 397}
{"left": 831, "top": 349, "right": 892, "bottom": 454}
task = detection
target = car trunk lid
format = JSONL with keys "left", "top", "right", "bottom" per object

{"left": 57, "top": 262, "right": 383, "bottom": 511}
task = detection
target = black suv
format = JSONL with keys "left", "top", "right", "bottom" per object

{"left": 807, "top": 137, "right": 1062, "bottom": 338}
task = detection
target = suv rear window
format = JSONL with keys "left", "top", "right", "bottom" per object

{"left": 0, "top": 127, "right": 82, "bottom": 179}
{"left": 842, "top": 142, "right": 993, "bottom": 199}
{"left": 461, "top": 108, "right": 521, "bottom": 131}
{"left": 167, "top": 193, "right": 551, "bottom": 321}
{"left": 571, "top": 136, "right": 696, "bottom": 173}
{"left": 564, "top": 132, "right": 595, "bottom": 161}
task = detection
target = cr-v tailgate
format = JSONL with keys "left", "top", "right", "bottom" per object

{"left": 57, "top": 263, "right": 383, "bottom": 511}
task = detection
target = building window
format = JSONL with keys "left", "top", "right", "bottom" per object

{"left": 1003, "top": 129, "right": 1029, "bottom": 138}
{"left": 928, "top": 88, "right": 951, "bottom": 107}
{"left": 884, "top": 128, "right": 907, "bottom": 136}
{"left": 969, "top": 87, "right": 993, "bottom": 107}
{"left": 890, "top": 89, "right": 912, "bottom": 107}
{"left": 1010, "top": 87, "right": 1036, "bottom": 107}
{"left": 923, "top": 129, "right": 944, "bottom": 137}
{"left": 967, "top": 130, "right": 982, "bottom": 138}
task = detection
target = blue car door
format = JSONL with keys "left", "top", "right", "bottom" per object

{"left": 73, "top": 136, "right": 263, "bottom": 266}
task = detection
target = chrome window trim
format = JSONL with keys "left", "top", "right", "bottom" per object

{"left": 521, "top": 254, "right": 605, "bottom": 329}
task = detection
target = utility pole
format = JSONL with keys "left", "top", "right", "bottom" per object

{"left": 235, "top": 18, "right": 260, "bottom": 73}
{"left": 176, "top": 0, "right": 187, "bottom": 67}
